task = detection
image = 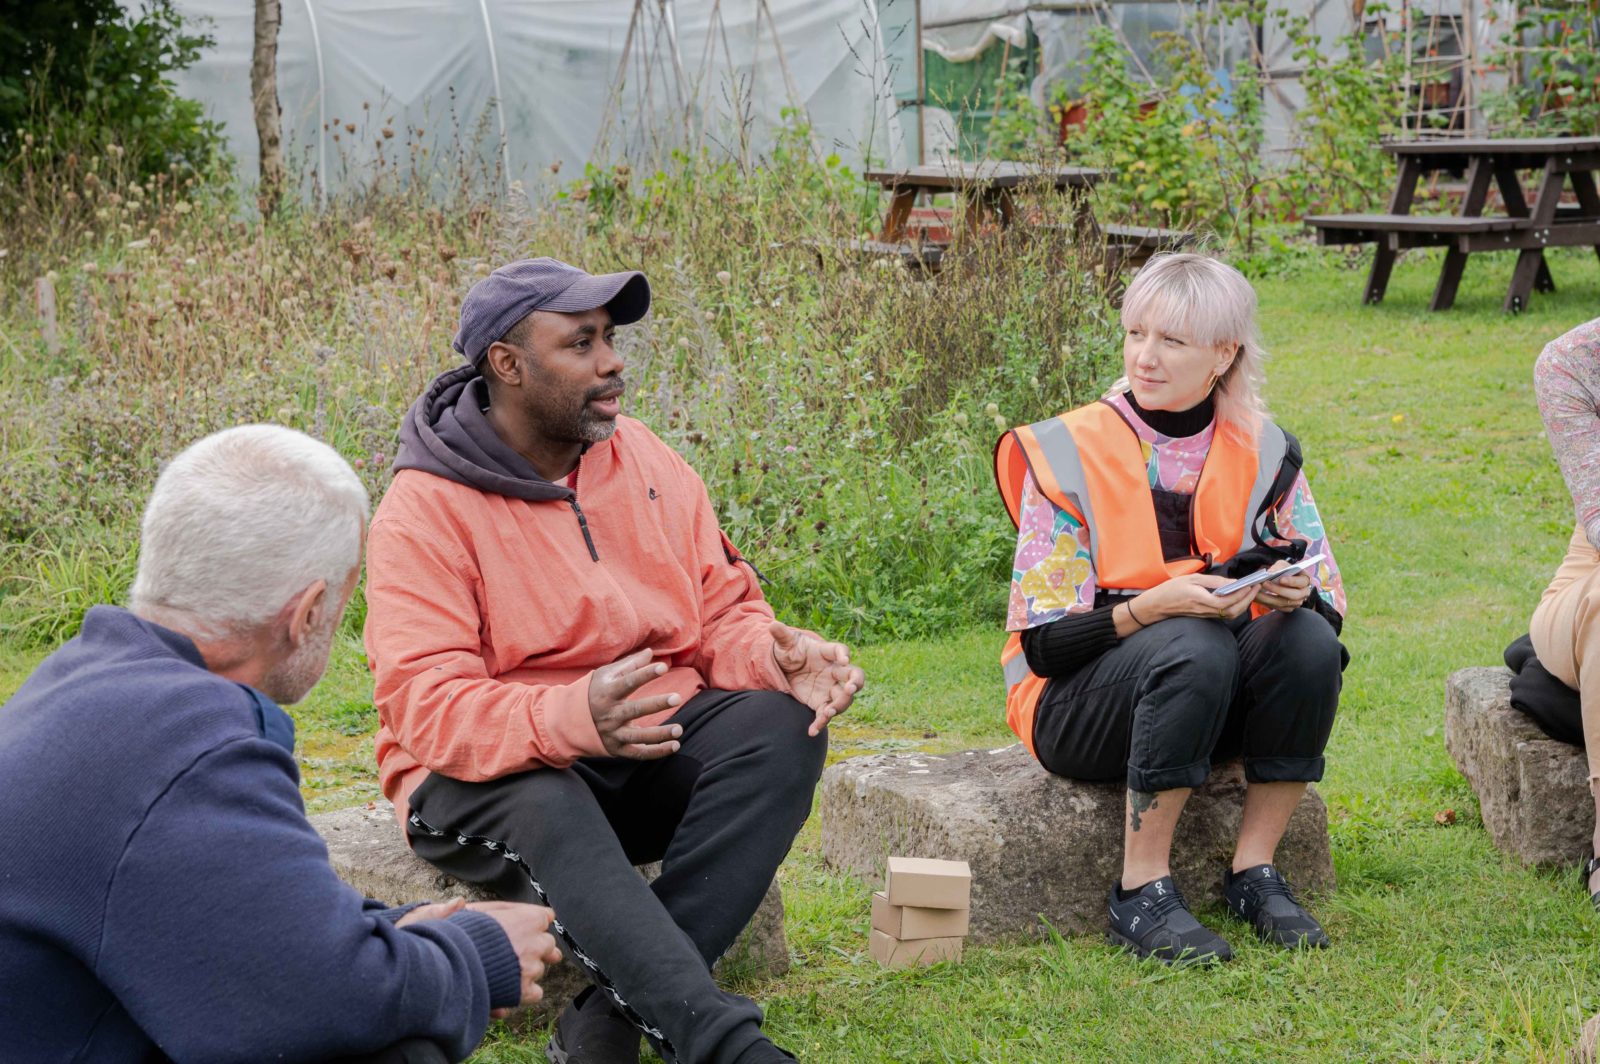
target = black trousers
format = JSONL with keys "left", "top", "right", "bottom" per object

{"left": 1032, "top": 609, "right": 1343, "bottom": 793}
{"left": 406, "top": 689, "right": 826, "bottom": 1064}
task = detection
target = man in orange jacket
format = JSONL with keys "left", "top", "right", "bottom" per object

{"left": 364, "top": 258, "right": 865, "bottom": 1064}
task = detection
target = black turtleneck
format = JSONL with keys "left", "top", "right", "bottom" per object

{"left": 1018, "top": 391, "right": 1338, "bottom": 683}
{"left": 1124, "top": 389, "right": 1215, "bottom": 438}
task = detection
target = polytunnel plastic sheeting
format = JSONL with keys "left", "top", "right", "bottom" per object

{"left": 156, "top": 0, "right": 905, "bottom": 201}
{"left": 921, "top": 0, "right": 1028, "bottom": 62}
{"left": 542, "top": 0, "right": 908, "bottom": 171}
{"left": 1029, "top": 5, "right": 1253, "bottom": 99}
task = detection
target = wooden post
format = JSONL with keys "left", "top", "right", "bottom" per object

{"left": 34, "top": 276, "right": 59, "bottom": 356}
{"left": 252, "top": 0, "right": 285, "bottom": 216}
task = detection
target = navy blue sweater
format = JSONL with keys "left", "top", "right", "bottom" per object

{"left": 0, "top": 606, "right": 521, "bottom": 1062}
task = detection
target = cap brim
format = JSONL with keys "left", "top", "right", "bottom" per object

{"left": 544, "top": 270, "right": 651, "bottom": 326}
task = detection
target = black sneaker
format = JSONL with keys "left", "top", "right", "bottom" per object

{"left": 1106, "top": 876, "right": 1233, "bottom": 965}
{"left": 546, "top": 986, "right": 641, "bottom": 1064}
{"left": 1223, "top": 863, "right": 1330, "bottom": 949}
{"left": 1583, "top": 855, "right": 1600, "bottom": 913}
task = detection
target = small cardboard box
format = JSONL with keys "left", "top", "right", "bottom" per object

{"left": 869, "top": 928, "right": 963, "bottom": 968}
{"left": 884, "top": 856, "right": 971, "bottom": 910}
{"left": 871, "top": 891, "right": 970, "bottom": 940}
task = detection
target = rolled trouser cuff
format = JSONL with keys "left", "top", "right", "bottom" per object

{"left": 1243, "top": 755, "right": 1325, "bottom": 784}
{"left": 1126, "top": 756, "right": 1211, "bottom": 794}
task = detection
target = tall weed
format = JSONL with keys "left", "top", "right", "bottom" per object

{"left": 0, "top": 130, "right": 1120, "bottom": 645}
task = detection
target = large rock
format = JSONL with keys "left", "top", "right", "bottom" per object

{"left": 819, "top": 744, "right": 1333, "bottom": 941}
{"left": 1579, "top": 1013, "right": 1600, "bottom": 1064}
{"left": 309, "top": 802, "right": 789, "bottom": 1023}
{"left": 1444, "top": 666, "right": 1592, "bottom": 866}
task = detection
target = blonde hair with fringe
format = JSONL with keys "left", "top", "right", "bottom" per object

{"left": 1108, "top": 252, "right": 1268, "bottom": 443}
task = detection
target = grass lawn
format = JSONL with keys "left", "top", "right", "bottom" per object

{"left": 4, "top": 245, "right": 1599, "bottom": 1061}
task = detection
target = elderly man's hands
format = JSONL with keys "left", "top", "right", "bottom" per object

{"left": 770, "top": 621, "right": 866, "bottom": 737}
{"left": 396, "top": 897, "right": 562, "bottom": 1015}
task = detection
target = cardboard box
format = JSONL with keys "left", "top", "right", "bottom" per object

{"left": 869, "top": 928, "right": 964, "bottom": 968}
{"left": 884, "top": 856, "right": 971, "bottom": 910}
{"left": 871, "top": 891, "right": 970, "bottom": 939}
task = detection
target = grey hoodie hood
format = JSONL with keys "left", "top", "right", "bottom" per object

{"left": 393, "top": 365, "right": 574, "bottom": 502}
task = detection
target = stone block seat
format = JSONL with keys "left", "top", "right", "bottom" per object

{"left": 308, "top": 802, "right": 789, "bottom": 1024}
{"left": 818, "top": 744, "right": 1334, "bottom": 942}
{"left": 1444, "top": 666, "right": 1593, "bottom": 866}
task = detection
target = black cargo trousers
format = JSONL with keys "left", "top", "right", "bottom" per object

{"left": 405, "top": 688, "right": 826, "bottom": 1064}
{"left": 1032, "top": 608, "right": 1345, "bottom": 793}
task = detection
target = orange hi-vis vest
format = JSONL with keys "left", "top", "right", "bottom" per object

{"left": 994, "top": 399, "right": 1290, "bottom": 753}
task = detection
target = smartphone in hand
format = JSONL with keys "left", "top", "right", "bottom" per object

{"left": 1211, "top": 552, "right": 1326, "bottom": 596}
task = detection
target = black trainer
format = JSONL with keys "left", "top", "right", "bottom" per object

{"left": 546, "top": 986, "right": 641, "bottom": 1064}
{"left": 1106, "top": 876, "right": 1233, "bottom": 965}
{"left": 1583, "top": 855, "right": 1600, "bottom": 913}
{"left": 1223, "top": 863, "right": 1330, "bottom": 949}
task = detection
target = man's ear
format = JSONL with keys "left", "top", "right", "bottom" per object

{"left": 483, "top": 341, "right": 523, "bottom": 388}
{"left": 286, "top": 580, "right": 329, "bottom": 648}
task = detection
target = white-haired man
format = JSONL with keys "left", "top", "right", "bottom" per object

{"left": 0, "top": 424, "right": 560, "bottom": 1064}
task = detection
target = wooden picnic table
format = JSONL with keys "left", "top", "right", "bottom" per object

{"left": 1306, "top": 136, "right": 1600, "bottom": 312}
{"left": 862, "top": 161, "right": 1107, "bottom": 243}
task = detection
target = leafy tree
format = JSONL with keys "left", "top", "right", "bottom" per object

{"left": 0, "top": 0, "right": 224, "bottom": 176}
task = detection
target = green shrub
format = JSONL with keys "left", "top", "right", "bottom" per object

{"left": 1480, "top": 3, "right": 1600, "bottom": 135}
{"left": 1271, "top": 4, "right": 1408, "bottom": 215}
{"left": 0, "top": 1, "right": 223, "bottom": 176}
{"left": 1062, "top": 25, "right": 1273, "bottom": 243}
{"left": 1055, "top": 6, "right": 1405, "bottom": 242}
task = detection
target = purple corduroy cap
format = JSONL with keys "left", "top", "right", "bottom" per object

{"left": 452, "top": 257, "right": 651, "bottom": 365}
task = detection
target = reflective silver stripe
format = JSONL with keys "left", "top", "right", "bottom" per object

{"left": 1003, "top": 653, "right": 1033, "bottom": 688}
{"left": 1027, "top": 415, "right": 1099, "bottom": 571}
{"left": 1023, "top": 412, "right": 1289, "bottom": 577}
{"left": 1239, "top": 421, "right": 1287, "bottom": 554}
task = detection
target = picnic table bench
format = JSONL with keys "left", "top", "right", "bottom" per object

{"left": 1307, "top": 137, "right": 1600, "bottom": 312}
{"left": 863, "top": 161, "right": 1107, "bottom": 244}
{"left": 849, "top": 161, "right": 1194, "bottom": 277}
{"left": 1101, "top": 223, "right": 1199, "bottom": 269}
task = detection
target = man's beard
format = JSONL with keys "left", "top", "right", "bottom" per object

{"left": 540, "top": 378, "right": 625, "bottom": 445}
{"left": 259, "top": 609, "right": 340, "bottom": 706}
{"left": 577, "top": 410, "right": 618, "bottom": 443}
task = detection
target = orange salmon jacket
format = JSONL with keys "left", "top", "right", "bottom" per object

{"left": 363, "top": 416, "right": 789, "bottom": 823}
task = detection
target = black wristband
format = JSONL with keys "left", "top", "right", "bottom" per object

{"left": 1125, "top": 598, "right": 1147, "bottom": 628}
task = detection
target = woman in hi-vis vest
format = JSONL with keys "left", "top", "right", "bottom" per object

{"left": 996, "top": 254, "right": 1347, "bottom": 965}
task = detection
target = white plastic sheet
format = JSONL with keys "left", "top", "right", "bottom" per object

{"left": 921, "top": 0, "right": 1028, "bottom": 61}
{"left": 156, "top": 0, "right": 907, "bottom": 200}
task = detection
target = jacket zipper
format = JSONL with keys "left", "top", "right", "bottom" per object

{"left": 567, "top": 458, "right": 599, "bottom": 562}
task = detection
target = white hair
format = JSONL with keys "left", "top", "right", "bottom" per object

{"left": 129, "top": 425, "right": 369, "bottom": 639}
{"left": 1111, "top": 252, "right": 1269, "bottom": 443}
